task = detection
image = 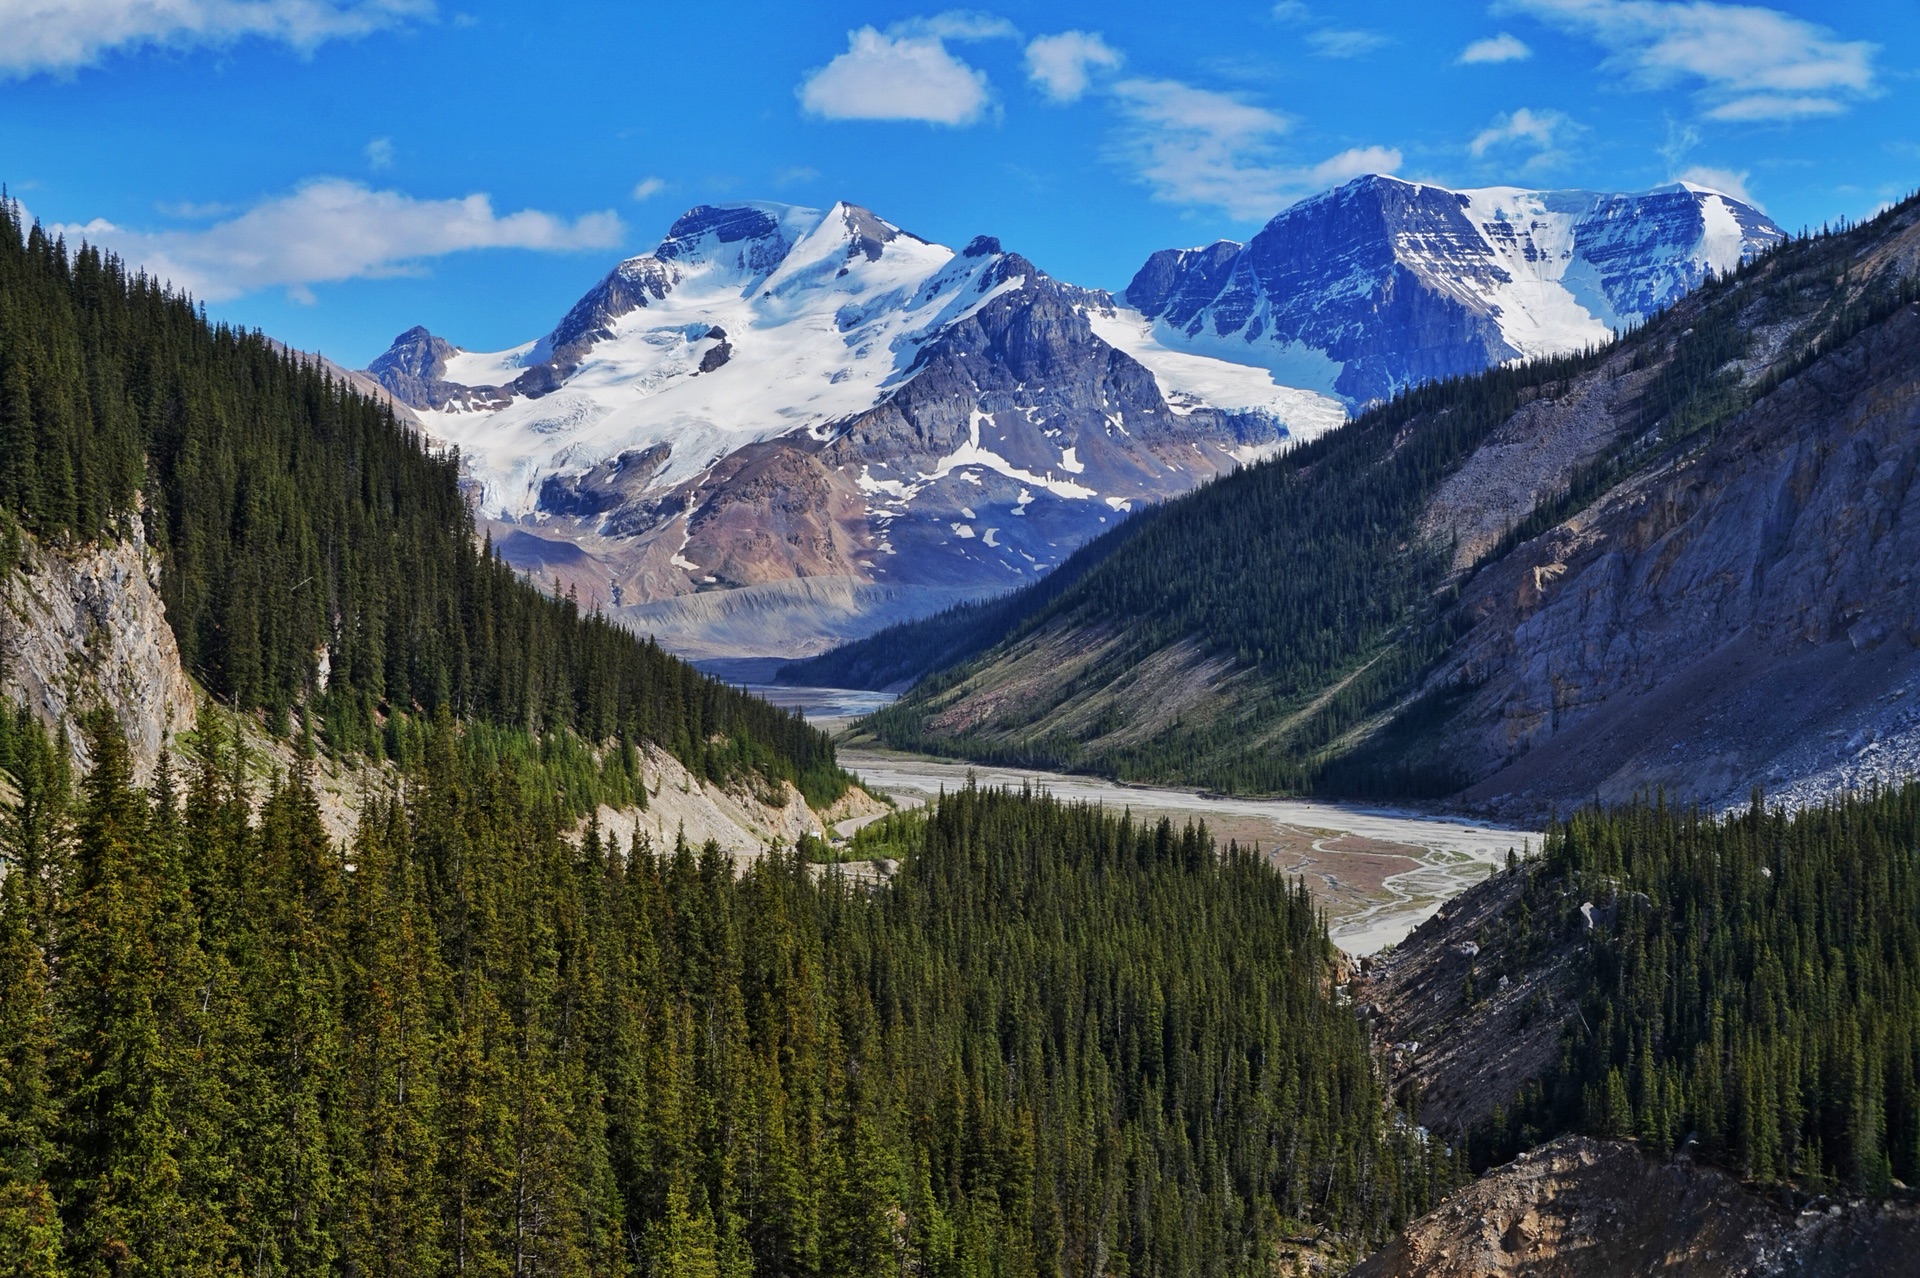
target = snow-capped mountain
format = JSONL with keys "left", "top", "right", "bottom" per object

{"left": 367, "top": 202, "right": 1343, "bottom": 657}
{"left": 1126, "top": 175, "right": 1785, "bottom": 405}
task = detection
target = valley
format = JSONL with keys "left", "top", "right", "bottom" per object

{"left": 837, "top": 747, "right": 1532, "bottom": 954}
{"left": 737, "top": 670, "right": 1535, "bottom": 953}
{"left": 832, "top": 191, "right": 1920, "bottom": 822}
{"left": 4, "top": 137, "right": 1914, "bottom": 1276}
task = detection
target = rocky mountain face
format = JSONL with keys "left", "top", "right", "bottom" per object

{"left": 1128, "top": 175, "right": 1783, "bottom": 406}
{"left": 1346, "top": 853, "right": 1920, "bottom": 1276}
{"left": 0, "top": 517, "right": 195, "bottom": 783}
{"left": 1411, "top": 204, "right": 1920, "bottom": 819}
{"left": 1352, "top": 1135, "right": 1920, "bottom": 1277}
{"left": 366, "top": 202, "right": 1342, "bottom": 658}
{"left": 837, "top": 192, "right": 1920, "bottom": 818}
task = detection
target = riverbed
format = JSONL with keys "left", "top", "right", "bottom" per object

{"left": 838, "top": 749, "right": 1536, "bottom": 955}
{"left": 721, "top": 676, "right": 1536, "bottom": 954}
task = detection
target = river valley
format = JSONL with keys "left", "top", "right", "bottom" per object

{"left": 840, "top": 749, "right": 1536, "bottom": 955}
{"left": 727, "top": 674, "right": 1537, "bottom": 955}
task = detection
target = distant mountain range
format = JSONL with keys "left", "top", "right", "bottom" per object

{"left": 366, "top": 178, "right": 1781, "bottom": 658}
{"left": 1127, "top": 175, "right": 1783, "bottom": 404}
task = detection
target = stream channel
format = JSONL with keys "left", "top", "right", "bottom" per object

{"left": 721, "top": 672, "right": 1540, "bottom": 955}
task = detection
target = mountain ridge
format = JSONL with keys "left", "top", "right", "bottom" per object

{"left": 365, "top": 178, "right": 1774, "bottom": 660}
{"left": 1128, "top": 174, "right": 1782, "bottom": 405}
{"left": 822, "top": 191, "right": 1920, "bottom": 816}
{"left": 366, "top": 198, "right": 1336, "bottom": 657}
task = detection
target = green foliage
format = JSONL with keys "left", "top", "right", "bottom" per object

{"left": 1476, "top": 788, "right": 1920, "bottom": 1194}
{"left": 0, "top": 506, "right": 20, "bottom": 581}
{"left": 0, "top": 715, "right": 1457, "bottom": 1275}
{"left": 0, "top": 197, "right": 844, "bottom": 805}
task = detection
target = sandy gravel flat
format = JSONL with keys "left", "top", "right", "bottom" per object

{"left": 839, "top": 749, "right": 1538, "bottom": 953}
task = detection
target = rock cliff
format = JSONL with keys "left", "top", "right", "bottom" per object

{"left": 0, "top": 518, "right": 196, "bottom": 782}
{"left": 1418, "top": 206, "right": 1920, "bottom": 819}
{"left": 1352, "top": 1136, "right": 1920, "bottom": 1277}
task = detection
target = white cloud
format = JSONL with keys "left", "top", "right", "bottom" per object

{"left": 1270, "top": 1, "right": 1309, "bottom": 22}
{"left": 1304, "top": 146, "right": 1405, "bottom": 188}
{"left": 155, "top": 199, "right": 236, "bottom": 219}
{"left": 364, "top": 136, "right": 394, "bottom": 170}
{"left": 1025, "top": 30, "right": 1122, "bottom": 102}
{"left": 1704, "top": 94, "right": 1844, "bottom": 122}
{"left": 631, "top": 176, "right": 667, "bottom": 200}
{"left": 1504, "top": 0, "right": 1877, "bottom": 120}
{"left": 1674, "top": 164, "right": 1756, "bottom": 205}
{"left": 54, "top": 179, "right": 622, "bottom": 303}
{"left": 0, "top": 0, "right": 432, "bottom": 79}
{"left": 1109, "top": 78, "right": 1400, "bottom": 220}
{"left": 798, "top": 13, "right": 1015, "bottom": 125}
{"left": 1459, "top": 32, "right": 1532, "bottom": 63}
{"left": 1307, "top": 29, "right": 1387, "bottom": 58}
{"left": 895, "top": 10, "right": 1017, "bottom": 41}
{"left": 1469, "top": 106, "right": 1568, "bottom": 157}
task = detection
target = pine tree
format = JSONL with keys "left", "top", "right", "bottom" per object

{"left": 0, "top": 861, "right": 62, "bottom": 1274}
{"left": 50, "top": 714, "right": 232, "bottom": 1275}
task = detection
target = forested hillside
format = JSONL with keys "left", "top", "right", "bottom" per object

{"left": 0, "top": 200, "right": 839, "bottom": 802}
{"left": 834, "top": 193, "right": 1920, "bottom": 802}
{"left": 0, "top": 710, "right": 1454, "bottom": 1275}
{"left": 1368, "top": 779, "right": 1920, "bottom": 1204}
{"left": 1471, "top": 787, "right": 1920, "bottom": 1191}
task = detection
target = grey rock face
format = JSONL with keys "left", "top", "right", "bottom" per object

{"left": 0, "top": 517, "right": 196, "bottom": 782}
{"left": 1433, "top": 294, "right": 1920, "bottom": 818}
{"left": 537, "top": 444, "right": 673, "bottom": 518}
{"left": 544, "top": 256, "right": 676, "bottom": 354}
{"left": 810, "top": 258, "right": 1277, "bottom": 592}
{"left": 366, "top": 326, "right": 508, "bottom": 410}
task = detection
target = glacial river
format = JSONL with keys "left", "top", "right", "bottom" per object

{"left": 731, "top": 679, "right": 1538, "bottom": 955}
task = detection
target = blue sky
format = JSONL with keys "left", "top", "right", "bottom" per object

{"left": 3, "top": 0, "right": 1914, "bottom": 367}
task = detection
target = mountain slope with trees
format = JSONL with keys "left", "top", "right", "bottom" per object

{"left": 1341, "top": 780, "right": 1920, "bottom": 1274}
{"left": 0, "top": 198, "right": 842, "bottom": 805}
{"left": 824, "top": 192, "right": 1920, "bottom": 812}
{"left": 0, "top": 711, "right": 1457, "bottom": 1275}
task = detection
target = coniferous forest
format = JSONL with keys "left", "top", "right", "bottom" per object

{"left": 0, "top": 207, "right": 1458, "bottom": 1274}
{"left": 1470, "top": 790, "right": 1920, "bottom": 1192}
{"left": 0, "top": 710, "right": 1455, "bottom": 1275}
{"left": 0, "top": 200, "right": 840, "bottom": 806}
{"left": 5, "top": 186, "right": 1920, "bottom": 1276}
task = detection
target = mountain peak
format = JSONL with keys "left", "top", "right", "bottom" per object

{"left": 368, "top": 324, "right": 452, "bottom": 382}
{"left": 1128, "top": 177, "right": 1784, "bottom": 403}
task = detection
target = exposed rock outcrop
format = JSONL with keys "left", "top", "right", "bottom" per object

{"left": 1431, "top": 287, "right": 1920, "bottom": 819}
{"left": 590, "top": 742, "right": 879, "bottom": 860}
{"left": 0, "top": 520, "right": 196, "bottom": 781}
{"left": 1352, "top": 1136, "right": 1920, "bottom": 1277}
{"left": 1354, "top": 865, "right": 1583, "bottom": 1140}
{"left": 365, "top": 325, "right": 512, "bottom": 412}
